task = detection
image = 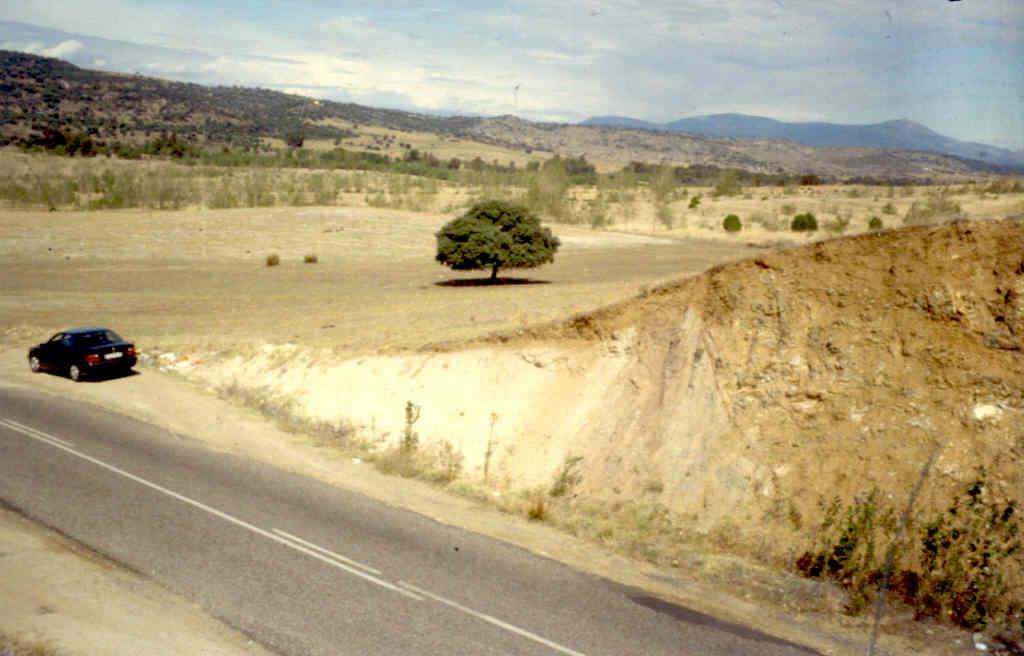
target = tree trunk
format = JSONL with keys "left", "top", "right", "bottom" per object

{"left": 490, "top": 265, "right": 499, "bottom": 281}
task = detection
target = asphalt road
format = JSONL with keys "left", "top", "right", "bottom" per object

{"left": 0, "top": 386, "right": 819, "bottom": 656}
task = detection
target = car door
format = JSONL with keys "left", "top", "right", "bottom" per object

{"left": 56, "top": 333, "right": 76, "bottom": 369}
{"left": 38, "top": 333, "right": 65, "bottom": 370}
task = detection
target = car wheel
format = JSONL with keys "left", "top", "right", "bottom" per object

{"left": 29, "top": 355, "right": 41, "bottom": 373}
{"left": 68, "top": 364, "right": 82, "bottom": 382}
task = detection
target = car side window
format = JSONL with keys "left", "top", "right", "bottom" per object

{"left": 49, "top": 333, "right": 63, "bottom": 343}
{"left": 61, "top": 335, "right": 74, "bottom": 348}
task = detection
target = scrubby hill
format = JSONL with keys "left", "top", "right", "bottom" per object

{"left": 0, "top": 50, "right": 1009, "bottom": 180}
{"left": 0, "top": 49, "right": 477, "bottom": 148}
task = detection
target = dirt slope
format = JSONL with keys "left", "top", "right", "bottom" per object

{"left": 531, "top": 218, "right": 1023, "bottom": 536}
{"left": 187, "top": 218, "right": 1022, "bottom": 535}
{"left": 173, "top": 218, "right": 1021, "bottom": 638}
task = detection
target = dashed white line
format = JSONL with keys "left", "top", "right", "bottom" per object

{"left": 272, "top": 528, "right": 383, "bottom": 576}
{"left": 0, "top": 416, "right": 421, "bottom": 601}
{"left": 397, "top": 581, "right": 589, "bottom": 656}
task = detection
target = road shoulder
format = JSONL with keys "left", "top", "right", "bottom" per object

{"left": 0, "top": 505, "right": 276, "bottom": 656}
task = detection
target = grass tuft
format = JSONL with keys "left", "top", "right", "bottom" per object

{"left": 526, "top": 489, "right": 548, "bottom": 521}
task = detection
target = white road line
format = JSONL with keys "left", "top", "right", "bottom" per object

{"left": 1, "top": 416, "right": 421, "bottom": 602}
{"left": 0, "top": 418, "right": 74, "bottom": 447}
{"left": 272, "top": 528, "right": 383, "bottom": 576}
{"left": 397, "top": 581, "right": 588, "bottom": 656}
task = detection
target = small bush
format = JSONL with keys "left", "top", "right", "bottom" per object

{"left": 881, "top": 202, "right": 896, "bottom": 215}
{"left": 791, "top": 212, "right": 818, "bottom": 232}
{"left": 904, "top": 194, "right": 964, "bottom": 226}
{"left": 550, "top": 455, "right": 583, "bottom": 497}
{"left": 869, "top": 216, "right": 884, "bottom": 231}
{"left": 266, "top": 254, "right": 280, "bottom": 267}
{"left": 712, "top": 171, "right": 742, "bottom": 197}
{"left": 303, "top": 253, "right": 318, "bottom": 264}
{"left": 825, "top": 215, "right": 850, "bottom": 235}
{"left": 688, "top": 195, "right": 701, "bottom": 209}
{"left": 656, "top": 202, "right": 674, "bottom": 229}
{"left": 722, "top": 214, "right": 742, "bottom": 232}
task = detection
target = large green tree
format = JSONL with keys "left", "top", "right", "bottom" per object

{"left": 435, "top": 200, "right": 560, "bottom": 281}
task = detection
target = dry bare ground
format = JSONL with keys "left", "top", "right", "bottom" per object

{"left": 3, "top": 180, "right": 1023, "bottom": 653}
{"left": 0, "top": 205, "right": 754, "bottom": 354}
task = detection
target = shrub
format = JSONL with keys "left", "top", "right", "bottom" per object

{"left": 749, "top": 212, "right": 784, "bottom": 231}
{"left": 869, "top": 216, "right": 883, "bottom": 231}
{"left": 284, "top": 130, "right": 304, "bottom": 148}
{"left": 791, "top": 212, "right": 818, "bottom": 232}
{"left": 266, "top": 253, "right": 280, "bottom": 267}
{"left": 904, "top": 194, "right": 964, "bottom": 226}
{"left": 722, "top": 214, "right": 742, "bottom": 232}
{"left": 688, "top": 195, "right": 701, "bottom": 209}
{"left": 526, "top": 157, "right": 570, "bottom": 219}
{"left": 303, "top": 253, "right": 318, "bottom": 264}
{"left": 656, "top": 203, "right": 674, "bottom": 229}
{"left": 549, "top": 455, "right": 583, "bottom": 497}
{"left": 526, "top": 489, "right": 548, "bottom": 521}
{"left": 796, "top": 472, "right": 1022, "bottom": 631}
{"left": 825, "top": 215, "right": 850, "bottom": 235}
{"left": 712, "top": 170, "right": 742, "bottom": 197}
{"left": 881, "top": 202, "right": 896, "bottom": 215}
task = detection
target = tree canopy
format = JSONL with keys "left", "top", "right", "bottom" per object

{"left": 435, "top": 200, "right": 560, "bottom": 280}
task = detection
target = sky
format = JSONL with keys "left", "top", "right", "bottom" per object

{"left": 1, "top": 1, "right": 1022, "bottom": 150}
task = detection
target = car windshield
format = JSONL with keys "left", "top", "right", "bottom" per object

{"left": 75, "top": 330, "right": 122, "bottom": 346}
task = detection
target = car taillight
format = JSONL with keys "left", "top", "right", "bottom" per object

{"left": 127, "top": 346, "right": 136, "bottom": 357}
{"left": 85, "top": 354, "right": 100, "bottom": 364}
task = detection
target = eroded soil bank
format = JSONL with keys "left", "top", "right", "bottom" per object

{"left": 174, "top": 218, "right": 1022, "bottom": 642}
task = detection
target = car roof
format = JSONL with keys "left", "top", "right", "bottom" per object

{"left": 63, "top": 327, "right": 114, "bottom": 335}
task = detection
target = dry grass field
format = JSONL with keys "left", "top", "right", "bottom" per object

{"left": 0, "top": 205, "right": 755, "bottom": 355}
{"left": 2, "top": 146, "right": 1020, "bottom": 357}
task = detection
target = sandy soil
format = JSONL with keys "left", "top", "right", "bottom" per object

{"left": 0, "top": 507, "right": 274, "bottom": 656}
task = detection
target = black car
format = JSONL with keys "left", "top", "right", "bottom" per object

{"left": 28, "top": 327, "right": 137, "bottom": 382}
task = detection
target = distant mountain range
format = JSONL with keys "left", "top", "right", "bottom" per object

{"left": 582, "top": 114, "right": 1024, "bottom": 169}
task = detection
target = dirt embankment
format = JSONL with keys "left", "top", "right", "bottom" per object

{"left": 531, "top": 217, "right": 1024, "bottom": 535}
{"left": 181, "top": 218, "right": 1022, "bottom": 630}
{"left": 195, "top": 218, "right": 1022, "bottom": 523}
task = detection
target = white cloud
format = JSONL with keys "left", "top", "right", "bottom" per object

{"left": 41, "top": 39, "right": 82, "bottom": 58}
{"left": 1, "top": 38, "right": 83, "bottom": 59}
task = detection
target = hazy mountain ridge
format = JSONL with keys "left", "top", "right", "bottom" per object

{"left": 0, "top": 50, "right": 1013, "bottom": 180}
{"left": 583, "top": 113, "right": 1024, "bottom": 169}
